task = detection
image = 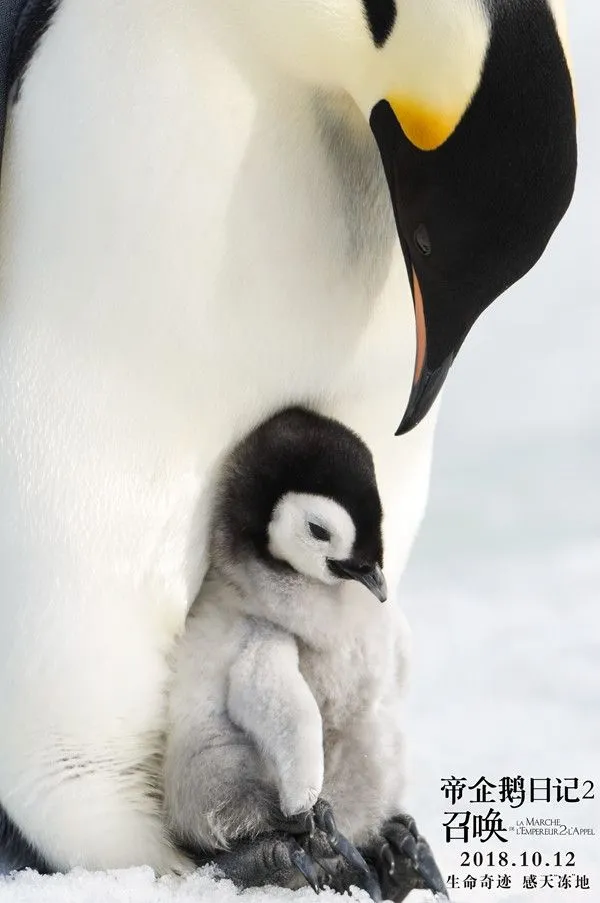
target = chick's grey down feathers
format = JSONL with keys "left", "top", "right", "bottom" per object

{"left": 164, "top": 407, "right": 406, "bottom": 854}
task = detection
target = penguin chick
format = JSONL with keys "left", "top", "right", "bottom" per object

{"left": 165, "top": 408, "right": 444, "bottom": 901}
{"left": 164, "top": 405, "right": 391, "bottom": 844}
{"left": 164, "top": 407, "right": 446, "bottom": 900}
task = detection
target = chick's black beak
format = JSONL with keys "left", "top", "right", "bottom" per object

{"left": 328, "top": 559, "right": 387, "bottom": 603}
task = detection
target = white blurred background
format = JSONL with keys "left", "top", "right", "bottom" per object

{"left": 401, "top": 3, "right": 600, "bottom": 899}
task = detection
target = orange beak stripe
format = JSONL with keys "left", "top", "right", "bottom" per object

{"left": 412, "top": 267, "right": 427, "bottom": 384}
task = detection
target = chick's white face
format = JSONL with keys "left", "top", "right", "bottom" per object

{"left": 267, "top": 492, "right": 356, "bottom": 584}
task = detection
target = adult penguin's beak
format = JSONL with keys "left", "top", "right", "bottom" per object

{"left": 395, "top": 261, "right": 454, "bottom": 437}
{"left": 367, "top": 0, "right": 577, "bottom": 436}
{"left": 369, "top": 98, "right": 465, "bottom": 436}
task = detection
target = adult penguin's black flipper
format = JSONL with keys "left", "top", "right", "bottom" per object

{"left": 0, "top": 803, "right": 51, "bottom": 874}
{"left": 0, "top": 0, "right": 23, "bottom": 170}
{"left": 0, "top": 0, "right": 59, "bottom": 181}
{"left": 0, "top": 0, "right": 60, "bottom": 876}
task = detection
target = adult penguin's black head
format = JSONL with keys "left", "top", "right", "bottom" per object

{"left": 365, "top": 0, "right": 577, "bottom": 433}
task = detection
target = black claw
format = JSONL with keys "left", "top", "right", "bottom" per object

{"left": 313, "top": 800, "right": 334, "bottom": 837}
{"left": 291, "top": 845, "right": 321, "bottom": 894}
{"left": 402, "top": 815, "right": 418, "bottom": 839}
{"left": 308, "top": 799, "right": 382, "bottom": 902}
{"left": 313, "top": 800, "right": 371, "bottom": 877}
{"left": 331, "top": 829, "right": 372, "bottom": 876}
{"left": 322, "top": 809, "right": 337, "bottom": 840}
{"left": 382, "top": 843, "right": 395, "bottom": 876}
{"left": 397, "top": 832, "right": 419, "bottom": 869}
{"left": 210, "top": 832, "right": 325, "bottom": 895}
{"left": 302, "top": 841, "right": 345, "bottom": 896}
{"left": 362, "top": 869, "right": 384, "bottom": 902}
{"left": 414, "top": 844, "right": 448, "bottom": 898}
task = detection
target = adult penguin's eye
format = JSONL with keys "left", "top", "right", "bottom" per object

{"left": 308, "top": 522, "right": 331, "bottom": 542}
{"left": 414, "top": 223, "right": 431, "bottom": 256}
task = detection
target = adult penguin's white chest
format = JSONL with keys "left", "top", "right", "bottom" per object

{"left": 0, "top": 0, "right": 435, "bottom": 868}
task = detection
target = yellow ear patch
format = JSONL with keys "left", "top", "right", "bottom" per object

{"left": 387, "top": 95, "right": 463, "bottom": 151}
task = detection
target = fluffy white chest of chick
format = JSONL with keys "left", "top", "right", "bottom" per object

{"left": 297, "top": 583, "right": 399, "bottom": 726}
{"left": 165, "top": 570, "right": 409, "bottom": 848}
{"left": 298, "top": 596, "right": 394, "bottom": 730}
{"left": 0, "top": 0, "right": 434, "bottom": 870}
{"left": 232, "top": 561, "right": 403, "bottom": 736}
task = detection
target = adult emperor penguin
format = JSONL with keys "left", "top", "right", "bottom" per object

{"left": 0, "top": 0, "right": 576, "bottom": 877}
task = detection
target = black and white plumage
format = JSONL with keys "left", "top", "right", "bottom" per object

{"left": 165, "top": 407, "right": 446, "bottom": 901}
{"left": 0, "top": 0, "right": 577, "bottom": 875}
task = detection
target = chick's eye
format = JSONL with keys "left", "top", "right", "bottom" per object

{"left": 308, "top": 522, "right": 331, "bottom": 542}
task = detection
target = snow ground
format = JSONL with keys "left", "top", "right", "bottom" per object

{"left": 1, "top": 4, "right": 598, "bottom": 903}
{"left": 0, "top": 867, "right": 378, "bottom": 903}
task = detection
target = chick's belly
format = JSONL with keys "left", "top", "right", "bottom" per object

{"left": 320, "top": 719, "right": 391, "bottom": 844}
{"left": 299, "top": 648, "right": 371, "bottom": 729}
